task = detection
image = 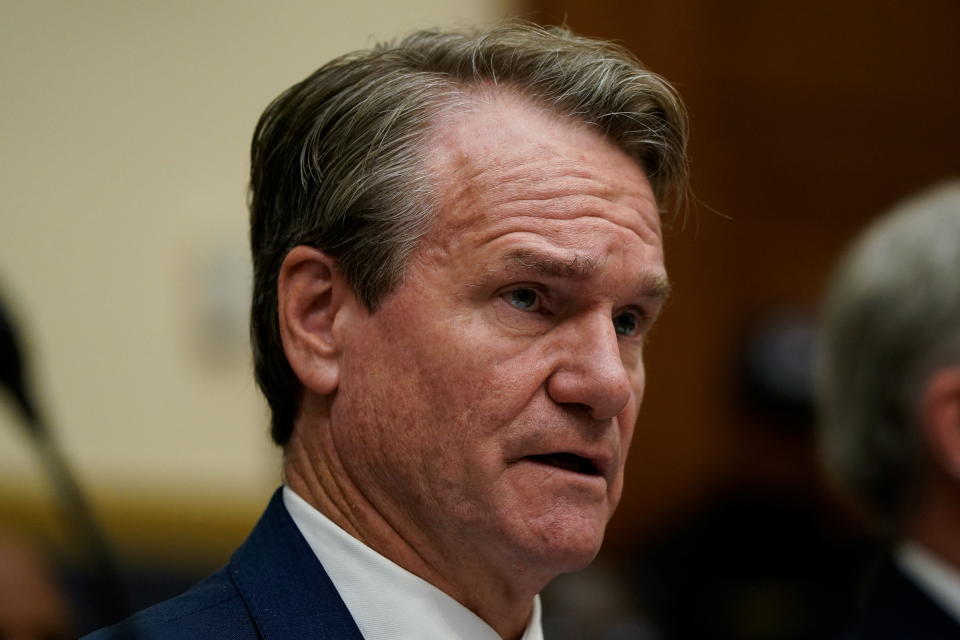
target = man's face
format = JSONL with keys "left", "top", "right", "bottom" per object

{"left": 329, "top": 92, "right": 666, "bottom": 583}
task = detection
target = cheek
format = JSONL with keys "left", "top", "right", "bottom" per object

{"left": 425, "top": 323, "right": 551, "bottom": 414}
{"left": 618, "top": 406, "right": 638, "bottom": 457}
{"left": 364, "top": 283, "right": 560, "bottom": 440}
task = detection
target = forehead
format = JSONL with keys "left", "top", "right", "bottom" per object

{"left": 422, "top": 90, "right": 661, "bottom": 249}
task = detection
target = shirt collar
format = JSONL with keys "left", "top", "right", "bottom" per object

{"left": 896, "top": 540, "right": 960, "bottom": 625}
{"left": 283, "top": 486, "right": 544, "bottom": 640}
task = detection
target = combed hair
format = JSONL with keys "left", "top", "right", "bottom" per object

{"left": 250, "top": 23, "right": 690, "bottom": 445}
{"left": 815, "top": 180, "right": 960, "bottom": 526}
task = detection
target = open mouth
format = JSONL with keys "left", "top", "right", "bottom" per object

{"left": 524, "top": 453, "right": 601, "bottom": 476}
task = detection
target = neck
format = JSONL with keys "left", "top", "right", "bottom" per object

{"left": 282, "top": 397, "right": 540, "bottom": 640}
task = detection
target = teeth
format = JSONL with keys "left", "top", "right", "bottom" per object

{"left": 526, "top": 453, "right": 599, "bottom": 476}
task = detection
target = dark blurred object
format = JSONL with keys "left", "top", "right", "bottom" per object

{"left": 551, "top": 316, "right": 873, "bottom": 640}
{"left": 737, "top": 314, "right": 816, "bottom": 433}
{"left": 625, "top": 314, "right": 875, "bottom": 639}
{"left": 0, "top": 531, "right": 74, "bottom": 640}
{"left": 0, "top": 287, "right": 41, "bottom": 430}
{"left": 0, "top": 289, "right": 130, "bottom": 628}
{"left": 632, "top": 488, "right": 875, "bottom": 640}
{"left": 851, "top": 556, "right": 960, "bottom": 640}
{"left": 543, "top": 559, "right": 663, "bottom": 640}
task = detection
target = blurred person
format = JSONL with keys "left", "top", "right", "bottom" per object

{"left": 0, "top": 531, "right": 73, "bottom": 640}
{"left": 816, "top": 181, "right": 960, "bottom": 638}
{"left": 84, "top": 23, "right": 688, "bottom": 640}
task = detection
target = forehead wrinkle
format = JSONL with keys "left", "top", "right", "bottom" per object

{"left": 493, "top": 197, "right": 660, "bottom": 244}
{"left": 450, "top": 156, "right": 644, "bottom": 212}
{"left": 461, "top": 207, "right": 662, "bottom": 262}
{"left": 433, "top": 141, "right": 653, "bottom": 232}
{"left": 441, "top": 146, "right": 657, "bottom": 231}
{"left": 434, "top": 152, "right": 659, "bottom": 242}
{"left": 423, "top": 89, "right": 662, "bottom": 260}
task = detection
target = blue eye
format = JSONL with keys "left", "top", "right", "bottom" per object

{"left": 613, "top": 310, "right": 641, "bottom": 337}
{"left": 507, "top": 288, "right": 540, "bottom": 311}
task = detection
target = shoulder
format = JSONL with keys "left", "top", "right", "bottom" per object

{"left": 81, "top": 488, "right": 361, "bottom": 639}
{"left": 81, "top": 567, "right": 258, "bottom": 640}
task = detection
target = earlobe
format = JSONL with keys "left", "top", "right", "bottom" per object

{"left": 920, "top": 368, "right": 960, "bottom": 480}
{"left": 277, "top": 246, "right": 349, "bottom": 396}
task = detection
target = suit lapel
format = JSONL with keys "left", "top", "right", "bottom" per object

{"left": 228, "top": 489, "right": 365, "bottom": 640}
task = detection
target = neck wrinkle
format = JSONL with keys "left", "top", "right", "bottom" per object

{"left": 282, "top": 403, "right": 539, "bottom": 640}
{"left": 282, "top": 406, "right": 459, "bottom": 591}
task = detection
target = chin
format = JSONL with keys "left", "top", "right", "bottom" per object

{"left": 546, "top": 547, "right": 603, "bottom": 576}
{"left": 511, "top": 509, "right": 608, "bottom": 575}
{"left": 548, "top": 532, "right": 605, "bottom": 573}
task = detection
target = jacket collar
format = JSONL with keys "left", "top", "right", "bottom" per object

{"left": 228, "top": 488, "right": 365, "bottom": 640}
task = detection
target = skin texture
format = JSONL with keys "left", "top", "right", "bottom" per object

{"left": 281, "top": 91, "right": 667, "bottom": 639}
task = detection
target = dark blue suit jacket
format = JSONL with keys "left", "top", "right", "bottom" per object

{"left": 846, "top": 558, "right": 960, "bottom": 640}
{"left": 83, "top": 489, "right": 365, "bottom": 639}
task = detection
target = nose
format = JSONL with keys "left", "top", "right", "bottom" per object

{"left": 546, "top": 313, "right": 634, "bottom": 420}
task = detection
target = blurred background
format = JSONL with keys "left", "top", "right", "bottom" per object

{"left": 1, "top": 1, "right": 957, "bottom": 637}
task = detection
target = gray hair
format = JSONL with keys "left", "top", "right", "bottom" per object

{"left": 815, "top": 180, "right": 960, "bottom": 525}
{"left": 249, "top": 23, "right": 690, "bottom": 445}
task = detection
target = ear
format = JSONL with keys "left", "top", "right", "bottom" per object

{"left": 277, "top": 246, "right": 352, "bottom": 396}
{"left": 919, "top": 367, "right": 960, "bottom": 480}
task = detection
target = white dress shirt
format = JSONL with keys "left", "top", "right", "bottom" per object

{"left": 283, "top": 486, "right": 544, "bottom": 640}
{"left": 896, "top": 540, "right": 960, "bottom": 625}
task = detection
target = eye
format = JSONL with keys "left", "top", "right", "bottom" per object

{"left": 613, "top": 309, "right": 643, "bottom": 337}
{"left": 505, "top": 287, "right": 542, "bottom": 312}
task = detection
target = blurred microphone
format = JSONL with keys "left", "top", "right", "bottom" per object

{"left": 0, "top": 288, "right": 130, "bottom": 626}
{"left": 0, "top": 290, "right": 41, "bottom": 431}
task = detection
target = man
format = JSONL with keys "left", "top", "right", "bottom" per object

{"left": 86, "top": 24, "right": 688, "bottom": 639}
{"left": 816, "top": 182, "right": 960, "bottom": 638}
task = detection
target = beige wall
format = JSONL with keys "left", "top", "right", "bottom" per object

{"left": 0, "top": 0, "right": 509, "bottom": 559}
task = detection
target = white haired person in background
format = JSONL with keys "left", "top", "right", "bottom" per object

{"left": 816, "top": 181, "right": 960, "bottom": 638}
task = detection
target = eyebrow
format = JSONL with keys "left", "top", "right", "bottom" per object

{"left": 493, "top": 248, "right": 672, "bottom": 302}
{"left": 503, "top": 249, "right": 597, "bottom": 278}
